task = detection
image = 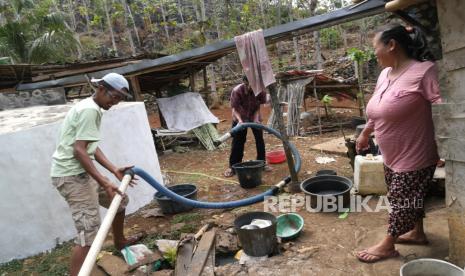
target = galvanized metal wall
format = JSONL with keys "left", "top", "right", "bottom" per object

{"left": 435, "top": 0, "right": 465, "bottom": 266}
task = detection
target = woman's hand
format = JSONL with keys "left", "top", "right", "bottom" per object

{"left": 356, "top": 134, "right": 369, "bottom": 153}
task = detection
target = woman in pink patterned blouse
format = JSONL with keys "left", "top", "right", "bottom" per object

{"left": 356, "top": 24, "right": 441, "bottom": 263}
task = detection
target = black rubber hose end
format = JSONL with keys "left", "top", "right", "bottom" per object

{"left": 124, "top": 168, "right": 135, "bottom": 177}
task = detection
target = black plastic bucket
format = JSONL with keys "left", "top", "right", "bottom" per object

{"left": 234, "top": 212, "right": 277, "bottom": 257}
{"left": 300, "top": 175, "right": 352, "bottom": 210}
{"left": 316, "top": 169, "right": 337, "bottom": 176}
{"left": 154, "top": 184, "right": 198, "bottom": 214}
{"left": 232, "top": 160, "right": 265, "bottom": 189}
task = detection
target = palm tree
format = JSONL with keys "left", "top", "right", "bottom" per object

{"left": 0, "top": 0, "right": 80, "bottom": 64}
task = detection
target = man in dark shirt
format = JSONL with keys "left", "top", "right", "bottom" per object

{"left": 224, "top": 76, "right": 271, "bottom": 177}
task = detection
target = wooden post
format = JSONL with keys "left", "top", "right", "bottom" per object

{"left": 313, "top": 79, "right": 322, "bottom": 135}
{"left": 189, "top": 68, "right": 196, "bottom": 91}
{"left": 268, "top": 83, "right": 299, "bottom": 192}
{"left": 203, "top": 67, "right": 208, "bottom": 91}
{"left": 155, "top": 89, "right": 167, "bottom": 129}
{"left": 129, "top": 76, "right": 143, "bottom": 101}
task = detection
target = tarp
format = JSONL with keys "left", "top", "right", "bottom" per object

{"left": 156, "top": 92, "right": 219, "bottom": 131}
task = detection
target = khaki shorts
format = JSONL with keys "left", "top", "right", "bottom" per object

{"left": 52, "top": 173, "right": 129, "bottom": 246}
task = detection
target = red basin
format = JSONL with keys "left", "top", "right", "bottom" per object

{"left": 266, "top": 149, "right": 286, "bottom": 164}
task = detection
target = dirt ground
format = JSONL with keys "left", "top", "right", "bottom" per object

{"left": 0, "top": 103, "right": 448, "bottom": 276}
{"left": 131, "top": 104, "right": 449, "bottom": 276}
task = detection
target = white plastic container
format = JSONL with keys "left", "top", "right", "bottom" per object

{"left": 354, "top": 154, "right": 387, "bottom": 195}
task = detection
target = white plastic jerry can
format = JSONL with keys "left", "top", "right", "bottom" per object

{"left": 354, "top": 154, "right": 387, "bottom": 195}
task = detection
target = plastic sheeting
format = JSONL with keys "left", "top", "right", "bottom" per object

{"left": 156, "top": 92, "right": 219, "bottom": 131}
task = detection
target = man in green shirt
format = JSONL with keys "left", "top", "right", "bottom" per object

{"left": 51, "top": 73, "right": 143, "bottom": 276}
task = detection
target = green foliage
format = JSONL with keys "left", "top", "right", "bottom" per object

{"left": 0, "top": 242, "right": 72, "bottom": 275}
{"left": 90, "top": 14, "right": 103, "bottom": 27}
{"left": 141, "top": 233, "right": 164, "bottom": 250}
{"left": 0, "top": 1, "right": 80, "bottom": 64}
{"left": 171, "top": 213, "right": 202, "bottom": 224}
{"left": 163, "top": 247, "right": 177, "bottom": 267}
{"left": 80, "top": 35, "right": 100, "bottom": 58}
{"left": 0, "top": 259, "right": 23, "bottom": 274}
{"left": 321, "top": 94, "right": 333, "bottom": 105}
{"left": 320, "top": 27, "right": 342, "bottom": 49}
{"left": 347, "top": 47, "right": 374, "bottom": 63}
{"left": 78, "top": 5, "right": 87, "bottom": 17}
{"left": 0, "top": 56, "right": 12, "bottom": 64}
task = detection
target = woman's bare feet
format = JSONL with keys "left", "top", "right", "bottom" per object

{"left": 396, "top": 230, "right": 429, "bottom": 245}
{"left": 357, "top": 235, "right": 399, "bottom": 263}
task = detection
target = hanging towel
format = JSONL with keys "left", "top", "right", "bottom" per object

{"left": 234, "top": 30, "right": 276, "bottom": 96}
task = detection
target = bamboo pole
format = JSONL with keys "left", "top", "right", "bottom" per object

{"left": 78, "top": 174, "right": 133, "bottom": 276}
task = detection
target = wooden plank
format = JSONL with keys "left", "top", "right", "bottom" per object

{"left": 175, "top": 239, "right": 194, "bottom": 276}
{"left": 187, "top": 229, "right": 215, "bottom": 276}
{"left": 200, "top": 242, "right": 215, "bottom": 276}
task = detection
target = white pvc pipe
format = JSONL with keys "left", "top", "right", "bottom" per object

{"left": 385, "top": 0, "right": 426, "bottom": 12}
{"left": 78, "top": 174, "right": 133, "bottom": 276}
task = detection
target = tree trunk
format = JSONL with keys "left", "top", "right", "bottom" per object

{"left": 160, "top": 0, "right": 170, "bottom": 41}
{"left": 176, "top": 0, "right": 185, "bottom": 24}
{"left": 276, "top": 0, "right": 283, "bottom": 69}
{"left": 359, "top": 18, "right": 367, "bottom": 48}
{"left": 342, "top": 28, "right": 348, "bottom": 50}
{"left": 194, "top": 0, "right": 201, "bottom": 22}
{"left": 82, "top": 0, "right": 91, "bottom": 32}
{"left": 288, "top": 0, "right": 301, "bottom": 69}
{"left": 67, "top": 0, "right": 77, "bottom": 31}
{"left": 126, "top": 2, "right": 141, "bottom": 46}
{"left": 199, "top": 0, "right": 207, "bottom": 22}
{"left": 314, "top": 31, "right": 322, "bottom": 69}
{"left": 104, "top": 0, "right": 118, "bottom": 56}
{"left": 259, "top": 0, "right": 267, "bottom": 28}
{"left": 121, "top": 0, "right": 136, "bottom": 56}
{"left": 67, "top": 0, "right": 82, "bottom": 59}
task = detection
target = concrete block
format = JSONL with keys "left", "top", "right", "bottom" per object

{"left": 0, "top": 102, "right": 162, "bottom": 263}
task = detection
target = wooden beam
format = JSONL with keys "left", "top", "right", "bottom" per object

{"left": 130, "top": 76, "right": 143, "bottom": 101}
